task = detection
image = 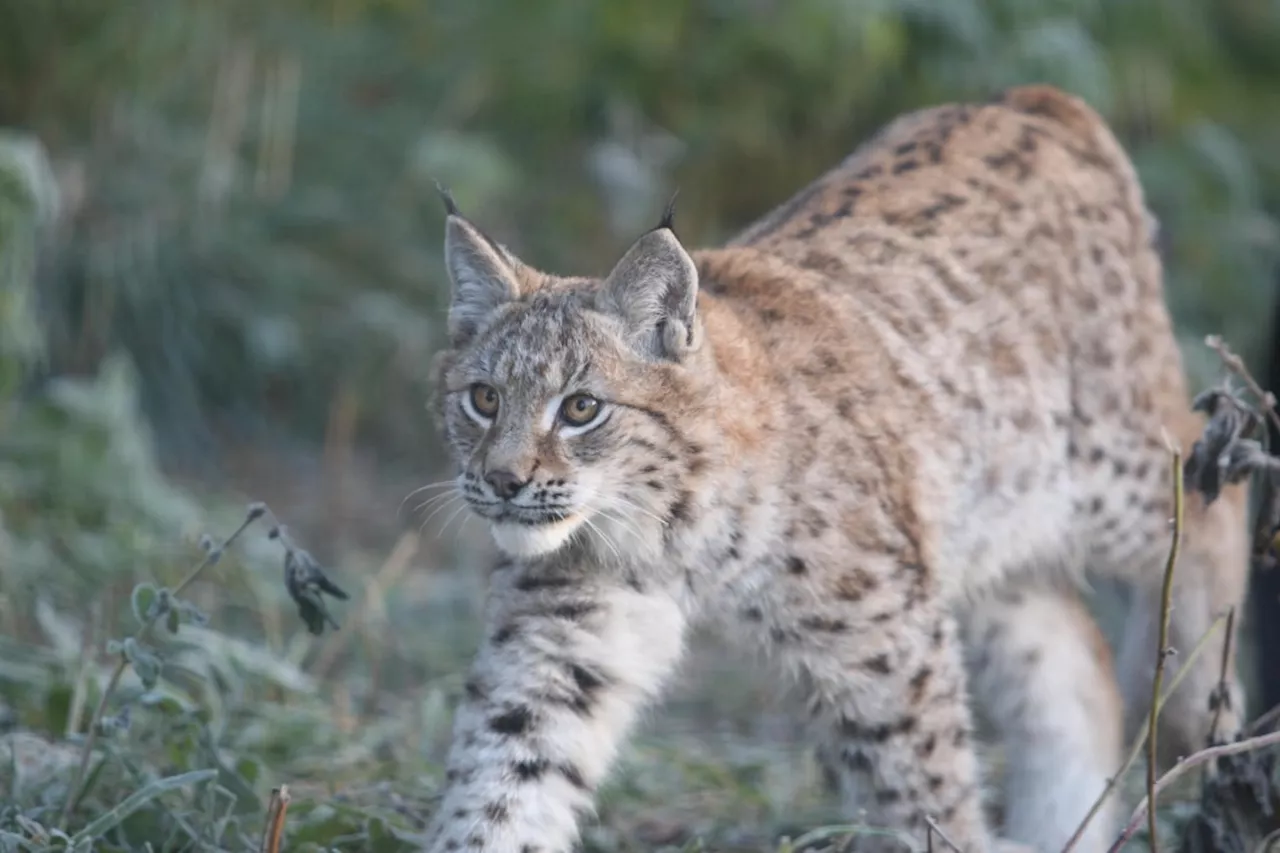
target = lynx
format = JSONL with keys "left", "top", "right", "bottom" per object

{"left": 421, "top": 85, "right": 1249, "bottom": 853}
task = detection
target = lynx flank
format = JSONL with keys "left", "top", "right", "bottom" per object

{"left": 423, "top": 85, "right": 1249, "bottom": 853}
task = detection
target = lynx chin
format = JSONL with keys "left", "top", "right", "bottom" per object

{"left": 422, "top": 85, "right": 1249, "bottom": 853}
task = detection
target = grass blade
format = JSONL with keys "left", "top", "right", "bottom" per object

{"left": 69, "top": 769, "right": 216, "bottom": 844}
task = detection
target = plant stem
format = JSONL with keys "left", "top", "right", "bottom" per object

{"left": 1205, "top": 335, "right": 1280, "bottom": 435}
{"left": 57, "top": 506, "right": 264, "bottom": 829}
{"left": 1145, "top": 447, "right": 1184, "bottom": 853}
{"left": 1107, "top": 729, "right": 1280, "bottom": 852}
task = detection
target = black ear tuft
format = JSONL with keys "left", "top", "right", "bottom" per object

{"left": 435, "top": 180, "right": 460, "bottom": 217}
{"left": 656, "top": 189, "right": 680, "bottom": 234}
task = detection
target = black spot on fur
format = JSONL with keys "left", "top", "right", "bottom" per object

{"left": 742, "top": 606, "right": 763, "bottom": 621}
{"left": 492, "top": 624, "right": 517, "bottom": 645}
{"left": 786, "top": 556, "right": 807, "bottom": 575}
{"left": 489, "top": 706, "right": 534, "bottom": 736}
{"left": 667, "top": 492, "right": 693, "bottom": 525}
{"left": 843, "top": 747, "right": 873, "bottom": 772}
{"left": 515, "top": 573, "right": 577, "bottom": 593}
{"left": 908, "top": 666, "right": 932, "bottom": 702}
{"left": 892, "top": 159, "right": 919, "bottom": 174}
{"left": 512, "top": 758, "right": 550, "bottom": 780}
{"left": 918, "top": 192, "right": 967, "bottom": 219}
{"left": 558, "top": 762, "right": 588, "bottom": 790}
{"left": 564, "top": 662, "right": 608, "bottom": 715}
{"left": 464, "top": 678, "right": 487, "bottom": 702}
{"left": 800, "top": 615, "right": 849, "bottom": 633}
{"left": 840, "top": 715, "right": 917, "bottom": 743}
{"left": 862, "top": 654, "right": 892, "bottom": 674}
{"left": 483, "top": 802, "right": 509, "bottom": 823}
{"left": 770, "top": 626, "right": 799, "bottom": 643}
{"left": 549, "top": 601, "right": 598, "bottom": 622}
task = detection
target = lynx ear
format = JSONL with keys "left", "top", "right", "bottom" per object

{"left": 443, "top": 212, "right": 521, "bottom": 347}
{"left": 600, "top": 225, "right": 700, "bottom": 361}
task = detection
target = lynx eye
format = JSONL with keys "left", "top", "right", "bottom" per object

{"left": 560, "top": 393, "right": 601, "bottom": 427}
{"left": 468, "top": 383, "right": 500, "bottom": 419}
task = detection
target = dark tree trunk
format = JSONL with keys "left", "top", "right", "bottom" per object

{"left": 1251, "top": 280, "right": 1280, "bottom": 716}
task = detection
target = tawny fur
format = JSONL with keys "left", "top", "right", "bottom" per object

{"left": 421, "top": 85, "right": 1250, "bottom": 853}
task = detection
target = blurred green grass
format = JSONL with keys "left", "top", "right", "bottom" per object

{"left": 2, "top": 0, "right": 1279, "bottom": 850}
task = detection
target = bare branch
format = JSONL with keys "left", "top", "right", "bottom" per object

{"left": 1107, "top": 730, "right": 1280, "bottom": 852}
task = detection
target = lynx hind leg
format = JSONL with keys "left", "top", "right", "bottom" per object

{"left": 1114, "top": 479, "right": 1250, "bottom": 767}
{"left": 785, "top": 608, "right": 993, "bottom": 852}
{"left": 964, "top": 585, "right": 1124, "bottom": 853}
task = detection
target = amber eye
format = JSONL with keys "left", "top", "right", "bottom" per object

{"left": 469, "top": 383, "right": 500, "bottom": 418}
{"left": 560, "top": 393, "right": 601, "bottom": 427}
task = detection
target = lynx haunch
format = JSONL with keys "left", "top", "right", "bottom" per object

{"left": 422, "top": 85, "right": 1249, "bottom": 853}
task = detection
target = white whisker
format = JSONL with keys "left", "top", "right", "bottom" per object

{"left": 605, "top": 493, "right": 667, "bottom": 526}
{"left": 453, "top": 513, "right": 474, "bottom": 546}
{"left": 581, "top": 514, "right": 622, "bottom": 563}
{"left": 595, "top": 505, "right": 648, "bottom": 544}
{"left": 420, "top": 495, "right": 464, "bottom": 533}
{"left": 435, "top": 501, "right": 472, "bottom": 542}
{"left": 415, "top": 490, "right": 461, "bottom": 516}
{"left": 399, "top": 478, "right": 461, "bottom": 514}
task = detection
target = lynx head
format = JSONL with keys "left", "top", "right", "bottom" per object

{"left": 433, "top": 195, "right": 711, "bottom": 561}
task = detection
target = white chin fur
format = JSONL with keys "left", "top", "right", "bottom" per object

{"left": 489, "top": 516, "right": 583, "bottom": 558}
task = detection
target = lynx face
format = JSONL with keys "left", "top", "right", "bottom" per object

{"left": 435, "top": 211, "right": 705, "bottom": 560}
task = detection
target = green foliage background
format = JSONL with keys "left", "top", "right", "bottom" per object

{"left": 1, "top": 0, "right": 1278, "bottom": 850}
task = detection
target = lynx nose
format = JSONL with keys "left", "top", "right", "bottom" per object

{"left": 485, "top": 469, "right": 528, "bottom": 500}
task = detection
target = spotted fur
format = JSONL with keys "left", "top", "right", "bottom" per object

{"left": 422, "top": 85, "right": 1250, "bottom": 853}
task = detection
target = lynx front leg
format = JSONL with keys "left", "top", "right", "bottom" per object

{"left": 754, "top": 595, "right": 992, "bottom": 852}
{"left": 423, "top": 567, "right": 687, "bottom": 853}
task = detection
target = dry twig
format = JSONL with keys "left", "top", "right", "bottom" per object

{"left": 1147, "top": 446, "right": 1186, "bottom": 853}
{"left": 1247, "top": 703, "right": 1280, "bottom": 738}
{"left": 1205, "top": 335, "right": 1280, "bottom": 436}
{"left": 1207, "top": 606, "right": 1238, "bottom": 747}
{"left": 924, "top": 815, "right": 963, "bottom": 852}
{"left": 1107, "top": 731, "right": 1280, "bottom": 852}
{"left": 259, "top": 784, "right": 292, "bottom": 853}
